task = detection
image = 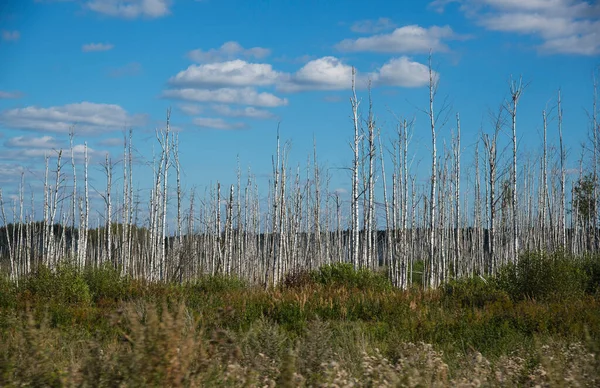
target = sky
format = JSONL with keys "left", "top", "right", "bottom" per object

{"left": 0, "top": 0, "right": 599, "bottom": 219}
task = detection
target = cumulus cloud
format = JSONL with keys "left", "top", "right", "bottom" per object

{"left": 370, "top": 57, "right": 434, "bottom": 88}
{"left": 211, "top": 104, "right": 275, "bottom": 119}
{"left": 2, "top": 30, "right": 20, "bottom": 41}
{"left": 85, "top": 0, "right": 171, "bottom": 19}
{"left": 192, "top": 117, "right": 246, "bottom": 130}
{"left": 350, "top": 17, "right": 397, "bottom": 33}
{"left": 277, "top": 57, "right": 360, "bottom": 92}
{"left": 188, "top": 41, "right": 271, "bottom": 63}
{"left": 169, "top": 60, "right": 282, "bottom": 88}
{"left": 0, "top": 102, "right": 146, "bottom": 135}
{"left": 163, "top": 87, "right": 288, "bottom": 107}
{"left": 277, "top": 56, "right": 432, "bottom": 92}
{"left": 430, "top": 0, "right": 600, "bottom": 55}
{"left": 0, "top": 90, "right": 24, "bottom": 99}
{"left": 82, "top": 42, "right": 114, "bottom": 52}
{"left": 336, "top": 25, "right": 464, "bottom": 53}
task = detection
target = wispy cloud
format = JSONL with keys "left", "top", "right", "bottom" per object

{"left": 0, "top": 90, "right": 24, "bottom": 99}
{"left": 82, "top": 42, "right": 114, "bottom": 52}
{"left": 211, "top": 104, "right": 275, "bottom": 119}
{"left": 107, "top": 62, "right": 142, "bottom": 77}
{"left": 188, "top": 41, "right": 270, "bottom": 63}
{"left": 192, "top": 117, "right": 247, "bottom": 130}
{"left": 0, "top": 102, "right": 146, "bottom": 135}
{"left": 85, "top": 0, "right": 172, "bottom": 19}
{"left": 2, "top": 30, "right": 20, "bottom": 41}
{"left": 178, "top": 104, "right": 203, "bottom": 116}
{"left": 97, "top": 137, "right": 123, "bottom": 147}
{"left": 4, "top": 135, "right": 60, "bottom": 149}
{"left": 430, "top": 0, "right": 600, "bottom": 55}
{"left": 336, "top": 25, "right": 466, "bottom": 53}
{"left": 350, "top": 17, "right": 397, "bottom": 34}
{"left": 163, "top": 87, "right": 288, "bottom": 108}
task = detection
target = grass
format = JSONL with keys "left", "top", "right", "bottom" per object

{"left": 0, "top": 253, "right": 599, "bottom": 386}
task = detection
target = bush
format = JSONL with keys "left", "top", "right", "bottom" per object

{"left": 83, "top": 263, "right": 129, "bottom": 302}
{"left": 493, "top": 252, "right": 589, "bottom": 301}
{"left": 23, "top": 264, "right": 92, "bottom": 306}
{"left": 442, "top": 276, "right": 509, "bottom": 308}
{"left": 311, "top": 263, "right": 392, "bottom": 291}
{"left": 189, "top": 273, "right": 246, "bottom": 294}
{"left": 581, "top": 254, "right": 600, "bottom": 294}
{"left": 0, "top": 274, "right": 17, "bottom": 309}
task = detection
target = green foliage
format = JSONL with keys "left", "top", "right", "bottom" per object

{"left": 442, "top": 276, "right": 510, "bottom": 308}
{"left": 84, "top": 263, "right": 129, "bottom": 302}
{"left": 189, "top": 273, "right": 247, "bottom": 294}
{"left": 0, "top": 275, "right": 16, "bottom": 309}
{"left": 573, "top": 173, "right": 597, "bottom": 222}
{"left": 581, "top": 254, "right": 600, "bottom": 294}
{"left": 310, "top": 263, "right": 392, "bottom": 291}
{"left": 494, "top": 251, "right": 589, "bottom": 301}
{"left": 0, "top": 253, "right": 599, "bottom": 386}
{"left": 23, "top": 264, "right": 91, "bottom": 306}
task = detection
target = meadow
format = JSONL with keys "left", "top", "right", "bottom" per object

{"left": 1, "top": 251, "right": 599, "bottom": 387}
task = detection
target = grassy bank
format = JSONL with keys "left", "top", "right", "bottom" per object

{"left": 1, "top": 252, "right": 599, "bottom": 387}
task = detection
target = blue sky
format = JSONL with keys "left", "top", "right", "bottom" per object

{"left": 0, "top": 0, "right": 599, "bottom": 215}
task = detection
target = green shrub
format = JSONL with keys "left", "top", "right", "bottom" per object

{"left": 494, "top": 251, "right": 588, "bottom": 301}
{"left": 23, "top": 264, "right": 91, "bottom": 306}
{"left": 442, "top": 276, "right": 510, "bottom": 308}
{"left": 0, "top": 274, "right": 17, "bottom": 309}
{"left": 83, "top": 263, "right": 129, "bottom": 302}
{"left": 311, "top": 263, "right": 392, "bottom": 291}
{"left": 189, "top": 273, "right": 246, "bottom": 294}
{"left": 581, "top": 254, "right": 600, "bottom": 294}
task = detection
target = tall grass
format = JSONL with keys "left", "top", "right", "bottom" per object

{"left": 0, "top": 255, "right": 599, "bottom": 386}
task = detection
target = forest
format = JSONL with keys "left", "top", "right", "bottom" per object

{"left": 1, "top": 63, "right": 599, "bottom": 386}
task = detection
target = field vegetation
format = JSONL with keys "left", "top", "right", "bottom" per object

{"left": 1, "top": 62, "right": 600, "bottom": 385}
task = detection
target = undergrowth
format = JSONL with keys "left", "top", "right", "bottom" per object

{"left": 0, "top": 254, "right": 599, "bottom": 387}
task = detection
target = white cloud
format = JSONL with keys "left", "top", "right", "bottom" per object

{"left": 0, "top": 102, "right": 146, "bottom": 135}
{"left": 336, "top": 25, "right": 463, "bottom": 53}
{"left": 5, "top": 135, "right": 60, "bottom": 149}
{"left": 277, "top": 56, "right": 433, "bottom": 92}
{"left": 188, "top": 41, "right": 271, "bottom": 63}
{"left": 211, "top": 104, "right": 275, "bottom": 119}
{"left": 0, "top": 163, "right": 26, "bottom": 184}
{"left": 82, "top": 42, "right": 114, "bottom": 52}
{"left": 2, "top": 30, "right": 20, "bottom": 41}
{"left": 371, "top": 57, "right": 434, "bottom": 88}
{"left": 432, "top": 0, "right": 600, "bottom": 55}
{"left": 169, "top": 60, "right": 282, "bottom": 88}
{"left": 277, "top": 57, "right": 359, "bottom": 92}
{"left": 85, "top": 0, "right": 171, "bottom": 19}
{"left": 350, "top": 17, "right": 397, "bottom": 34}
{"left": 0, "top": 90, "right": 24, "bottom": 99}
{"left": 178, "top": 104, "right": 203, "bottom": 116}
{"left": 163, "top": 87, "right": 288, "bottom": 107}
{"left": 192, "top": 117, "right": 246, "bottom": 130}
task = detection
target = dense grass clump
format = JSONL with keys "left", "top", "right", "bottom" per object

{"left": 0, "top": 254, "right": 599, "bottom": 386}
{"left": 494, "top": 251, "right": 590, "bottom": 301}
